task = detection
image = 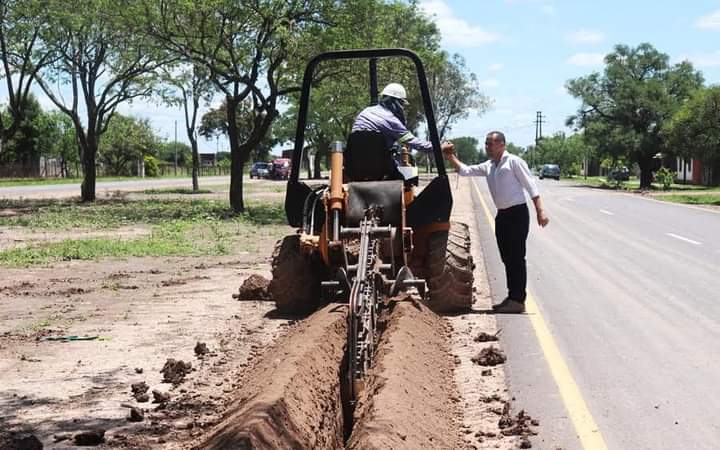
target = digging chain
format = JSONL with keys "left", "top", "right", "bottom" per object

{"left": 348, "top": 215, "right": 380, "bottom": 402}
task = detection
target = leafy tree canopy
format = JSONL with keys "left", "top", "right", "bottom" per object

{"left": 566, "top": 43, "right": 703, "bottom": 188}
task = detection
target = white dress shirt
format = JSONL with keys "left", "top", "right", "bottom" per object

{"left": 458, "top": 152, "right": 540, "bottom": 210}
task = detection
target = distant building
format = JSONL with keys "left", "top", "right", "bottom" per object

{"left": 199, "top": 153, "right": 216, "bottom": 166}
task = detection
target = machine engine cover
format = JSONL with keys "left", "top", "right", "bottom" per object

{"left": 345, "top": 180, "right": 404, "bottom": 227}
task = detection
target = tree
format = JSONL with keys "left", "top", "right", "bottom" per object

{"left": 99, "top": 114, "right": 157, "bottom": 176}
{"left": 157, "top": 141, "right": 191, "bottom": 166}
{"left": 34, "top": 2, "right": 167, "bottom": 200}
{"left": 566, "top": 43, "right": 703, "bottom": 189}
{"left": 532, "top": 132, "right": 587, "bottom": 176}
{"left": 198, "top": 100, "right": 275, "bottom": 163}
{"left": 40, "top": 111, "right": 78, "bottom": 177}
{"left": 431, "top": 53, "right": 490, "bottom": 140}
{"left": 275, "top": 0, "right": 489, "bottom": 177}
{"left": 1, "top": 92, "right": 42, "bottom": 173}
{"left": 452, "top": 136, "right": 479, "bottom": 164}
{"left": 0, "top": 0, "right": 55, "bottom": 155}
{"left": 665, "top": 86, "right": 720, "bottom": 185}
{"left": 145, "top": 0, "right": 335, "bottom": 212}
{"left": 161, "top": 64, "right": 212, "bottom": 190}
{"left": 505, "top": 142, "right": 524, "bottom": 157}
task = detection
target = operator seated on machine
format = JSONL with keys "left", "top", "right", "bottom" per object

{"left": 348, "top": 82, "right": 454, "bottom": 181}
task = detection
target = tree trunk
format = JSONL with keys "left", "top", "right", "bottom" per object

{"left": 226, "top": 98, "right": 245, "bottom": 212}
{"left": 638, "top": 155, "right": 653, "bottom": 190}
{"left": 230, "top": 146, "right": 246, "bottom": 212}
{"left": 81, "top": 141, "right": 97, "bottom": 201}
{"left": 190, "top": 136, "right": 199, "bottom": 192}
{"left": 314, "top": 151, "right": 322, "bottom": 179}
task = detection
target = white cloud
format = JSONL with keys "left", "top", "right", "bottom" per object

{"left": 479, "top": 79, "right": 500, "bottom": 88}
{"left": 419, "top": 1, "right": 502, "bottom": 47}
{"left": 695, "top": 10, "right": 720, "bottom": 30}
{"left": 566, "top": 29, "right": 606, "bottom": 44}
{"left": 489, "top": 63, "right": 504, "bottom": 71}
{"left": 567, "top": 53, "right": 605, "bottom": 67}
{"left": 686, "top": 51, "right": 720, "bottom": 67}
{"left": 555, "top": 85, "right": 568, "bottom": 95}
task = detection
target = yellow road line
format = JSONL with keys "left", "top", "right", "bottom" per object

{"left": 469, "top": 178, "right": 609, "bottom": 450}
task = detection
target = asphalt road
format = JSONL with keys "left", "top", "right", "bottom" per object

{"left": 469, "top": 177, "right": 720, "bottom": 450}
{"left": 0, "top": 176, "right": 231, "bottom": 199}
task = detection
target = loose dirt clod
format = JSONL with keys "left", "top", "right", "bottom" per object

{"left": 131, "top": 381, "right": 149, "bottom": 401}
{"left": 10, "top": 434, "right": 42, "bottom": 450}
{"left": 152, "top": 389, "right": 170, "bottom": 403}
{"left": 471, "top": 346, "right": 507, "bottom": 366}
{"left": 233, "top": 274, "right": 271, "bottom": 300}
{"left": 498, "top": 402, "right": 539, "bottom": 439}
{"left": 160, "top": 359, "right": 192, "bottom": 385}
{"left": 74, "top": 430, "right": 105, "bottom": 446}
{"left": 473, "top": 331, "right": 500, "bottom": 342}
{"left": 128, "top": 406, "right": 144, "bottom": 422}
{"left": 194, "top": 341, "right": 209, "bottom": 357}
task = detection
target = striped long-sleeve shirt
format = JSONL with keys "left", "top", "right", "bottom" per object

{"left": 351, "top": 104, "right": 433, "bottom": 153}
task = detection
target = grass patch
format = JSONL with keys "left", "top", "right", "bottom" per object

{"left": 142, "top": 187, "right": 213, "bottom": 195}
{"left": 655, "top": 194, "right": 720, "bottom": 206}
{"left": 0, "top": 198, "right": 285, "bottom": 229}
{"left": 0, "top": 175, "right": 201, "bottom": 188}
{"left": 571, "top": 176, "right": 719, "bottom": 192}
{"left": 0, "top": 197, "right": 290, "bottom": 267}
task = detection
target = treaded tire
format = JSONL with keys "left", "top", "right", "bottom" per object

{"left": 425, "top": 221, "right": 475, "bottom": 313}
{"left": 269, "top": 234, "right": 323, "bottom": 314}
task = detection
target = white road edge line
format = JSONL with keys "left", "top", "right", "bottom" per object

{"left": 599, "top": 209, "right": 614, "bottom": 216}
{"left": 666, "top": 233, "right": 701, "bottom": 246}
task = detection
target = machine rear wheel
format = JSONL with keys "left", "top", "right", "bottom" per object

{"left": 269, "top": 235, "right": 323, "bottom": 314}
{"left": 425, "top": 221, "right": 475, "bottom": 313}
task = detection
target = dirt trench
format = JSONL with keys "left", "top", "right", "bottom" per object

{"left": 189, "top": 293, "right": 461, "bottom": 450}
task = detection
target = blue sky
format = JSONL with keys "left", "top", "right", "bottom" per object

{"left": 4, "top": 1, "right": 720, "bottom": 152}
{"left": 418, "top": 0, "right": 720, "bottom": 147}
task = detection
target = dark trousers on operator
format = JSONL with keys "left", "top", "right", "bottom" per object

{"left": 495, "top": 203, "right": 530, "bottom": 303}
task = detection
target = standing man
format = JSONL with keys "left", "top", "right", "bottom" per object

{"left": 443, "top": 131, "right": 549, "bottom": 313}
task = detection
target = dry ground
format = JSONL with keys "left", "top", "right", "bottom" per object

{"left": 1, "top": 176, "right": 533, "bottom": 449}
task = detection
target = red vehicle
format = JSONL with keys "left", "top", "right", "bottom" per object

{"left": 270, "top": 158, "right": 291, "bottom": 180}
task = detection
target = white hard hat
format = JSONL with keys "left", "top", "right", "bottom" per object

{"left": 380, "top": 83, "right": 407, "bottom": 102}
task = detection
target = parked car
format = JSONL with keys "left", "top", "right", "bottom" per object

{"left": 608, "top": 166, "right": 630, "bottom": 181}
{"left": 270, "top": 158, "right": 291, "bottom": 180}
{"left": 250, "top": 161, "right": 271, "bottom": 179}
{"left": 539, "top": 164, "right": 560, "bottom": 180}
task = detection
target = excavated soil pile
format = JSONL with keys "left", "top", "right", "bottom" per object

{"left": 234, "top": 274, "right": 272, "bottom": 301}
{"left": 471, "top": 346, "right": 507, "bottom": 366}
{"left": 161, "top": 359, "right": 193, "bottom": 385}
{"left": 192, "top": 304, "right": 348, "bottom": 449}
{"left": 496, "top": 402, "right": 540, "bottom": 447}
{"left": 348, "top": 295, "right": 461, "bottom": 449}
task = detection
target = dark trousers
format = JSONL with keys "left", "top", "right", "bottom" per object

{"left": 495, "top": 203, "right": 530, "bottom": 302}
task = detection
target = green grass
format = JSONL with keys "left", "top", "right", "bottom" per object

{"left": 571, "top": 176, "right": 720, "bottom": 192}
{"left": 142, "top": 187, "right": 213, "bottom": 195}
{"left": 0, "top": 174, "right": 205, "bottom": 188}
{"left": 0, "top": 198, "right": 285, "bottom": 229}
{"left": 655, "top": 193, "right": 720, "bottom": 206}
{"left": 0, "top": 198, "right": 289, "bottom": 267}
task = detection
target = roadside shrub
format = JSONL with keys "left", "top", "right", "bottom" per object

{"left": 144, "top": 155, "right": 160, "bottom": 177}
{"left": 655, "top": 167, "right": 675, "bottom": 190}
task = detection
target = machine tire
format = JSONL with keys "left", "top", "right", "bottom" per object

{"left": 425, "top": 221, "right": 475, "bottom": 313}
{"left": 269, "top": 234, "right": 323, "bottom": 314}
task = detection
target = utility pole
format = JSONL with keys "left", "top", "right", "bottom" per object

{"left": 174, "top": 120, "right": 178, "bottom": 175}
{"left": 533, "top": 111, "right": 546, "bottom": 170}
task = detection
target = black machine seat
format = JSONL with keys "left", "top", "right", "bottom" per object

{"left": 345, "top": 180, "right": 404, "bottom": 228}
{"left": 344, "top": 130, "right": 401, "bottom": 182}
